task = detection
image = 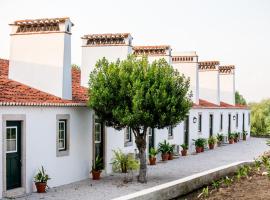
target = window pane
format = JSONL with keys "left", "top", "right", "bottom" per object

{"left": 59, "top": 139, "right": 65, "bottom": 149}
{"left": 7, "top": 139, "right": 16, "bottom": 152}
{"left": 6, "top": 128, "right": 11, "bottom": 139}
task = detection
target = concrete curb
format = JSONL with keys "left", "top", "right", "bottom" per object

{"left": 112, "top": 160, "right": 254, "bottom": 200}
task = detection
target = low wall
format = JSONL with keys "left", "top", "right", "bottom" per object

{"left": 113, "top": 161, "right": 253, "bottom": 200}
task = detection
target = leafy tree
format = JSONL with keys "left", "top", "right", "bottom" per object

{"left": 235, "top": 91, "right": 247, "bottom": 105}
{"left": 250, "top": 99, "right": 270, "bottom": 135}
{"left": 88, "top": 56, "right": 192, "bottom": 182}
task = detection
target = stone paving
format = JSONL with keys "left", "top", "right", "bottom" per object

{"left": 12, "top": 137, "right": 269, "bottom": 200}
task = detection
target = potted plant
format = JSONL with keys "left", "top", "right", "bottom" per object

{"left": 243, "top": 131, "right": 247, "bottom": 141}
{"left": 217, "top": 133, "right": 224, "bottom": 147}
{"left": 111, "top": 149, "right": 139, "bottom": 173}
{"left": 34, "top": 166, "right": 50, "bottom": 193}
{"left": 234, "top": 132, "right": 239, "bottom": 143}
{"left": 149, "top": 147, "right": 158, "bottom": 165}
{"left": 201, "top": 138, "right": 207, "bottom": 152}
{"left": 208, "top": 136, "right": 217, "bottom": 150}
{"left": 168, "top": 144, "right": 174, "bottom": 160}
{"left": 228, "top": 133, "right": 234, "bottom": 144}
{"left": 193, "top": 138, "right": 205, "bottom": 153}
{"left": 158, "top": 140, "right": 170, "bottom": 161}
{"left": 180, "top": 144, "right": 188, "bottom": 156}
{"left": 91, "top": 155, "right": 103, "bottom": 180}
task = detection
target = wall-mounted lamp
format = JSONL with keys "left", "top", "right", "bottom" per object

{"left": 193, "top": 117, "right": 197, "bottom": 123}
{"left": 233, "top": 115, "right": 236, "bottom": 120}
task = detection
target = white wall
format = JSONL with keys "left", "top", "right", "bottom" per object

{"left": 220, "top": 73, "right": 235, "bottom": 105}
{"left": 199, "top": 70, "right": 220, "bottom": 105}
{"left": 0, "top": 106, "right": 92, "bottom": 196}
{"left": 81, "top": 43, "right": 132, "bottom": 87}
{"left": 9, "top": 23, "right": 72, "bottom": 99}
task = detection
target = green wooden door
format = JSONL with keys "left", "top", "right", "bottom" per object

{"left": 6, "top": 121, "right": 21, "bottom": 190}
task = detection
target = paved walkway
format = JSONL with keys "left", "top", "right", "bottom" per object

{"left": 13, "top": 137, "right": 269, "bottom": 200}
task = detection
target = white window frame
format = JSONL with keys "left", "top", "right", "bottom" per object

{"left": 95, "top": 122, "right": 102, "bottom": 144}
{"left": 56, "top": 114, "right": 70, "bottom": 157}
{"left": 58, "top": 120, "right": 66, "bottom": 151}
{"left": 6, "top": 126, "right": 17, "bottom": 153}
{"left": 168, "top": 126, "right": 174, "bottom": 139}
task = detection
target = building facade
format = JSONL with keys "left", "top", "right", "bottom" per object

{"left": 0, "top": 17, "right": 250, "bottom": 198}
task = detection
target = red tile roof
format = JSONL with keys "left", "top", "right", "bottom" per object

{"left": 0, "top": 59, "right": 87, "bottom": 106}
{"left": 133, "top": 45, "right": 171, "bottom": 56}
{"left": 192, "top": 99, "right": 249, "bottom": 109}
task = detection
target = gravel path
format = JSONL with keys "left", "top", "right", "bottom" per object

{"left": 13, "top": 137, "right": 269, "bottom": 200}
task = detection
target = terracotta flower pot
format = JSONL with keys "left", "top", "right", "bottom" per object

{"left": 201, "top": 147, "right": 204, "bottom": 152}
{"left": 234, "top": 138, "right": 238, "bottom": 143}
{"left": 91, "top": 170, "right": 101, "bottom": 180}
{"left": 229, "top": 139, "right": 234, "bottom": 144}
{"left": 149, "top": 157, "right": 156, "bottom": 165}
{"left": 196, "top": 147, "right": 202, "bottom": 153}
{"left": 181, "top": 149, "right": 187, "bottom": 156}
{"left": 35, "top": 182, "right": 47, "bottom": 193}
{"left": 161, "top": 153, "right": 169, "bottom": 161}
{"left": 209, "top": 143, "right": 214, "bottom": 150}
{"left": 168, "top": 153, "right": 174, "bottom": 160}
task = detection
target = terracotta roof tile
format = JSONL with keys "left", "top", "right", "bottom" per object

{"left": 192, "top": 99, "right": 249, "bottom": 109}
{"left": 0, "top": 59, "right": 87, "bottom": 107}
{"left": 133, "top": 45, "right": 171, "bottom": 56}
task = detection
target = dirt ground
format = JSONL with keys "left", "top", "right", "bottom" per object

{"left": 179, "top": 164, "right": 270, "bottom": 200}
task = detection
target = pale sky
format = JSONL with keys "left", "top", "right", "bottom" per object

{"left": 0, "top": 0, "right": 269, "bottom": 103}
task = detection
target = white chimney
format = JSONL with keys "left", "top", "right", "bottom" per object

{"left": 219, "top": 65, "right": 235, "bottom": 105}
{"left": 172, "top": 51, "right": 199, "bottom": 104}
{"left": 9, "top": 17, "right": 73, "bottom": 99}
{"left": 133, "top": 45, "right": 172, "bottom": 64}
{"left": 198, "top": 61, "right": 220, "bottom": 105}
{"left": 81, "top": 33, "right": 133, "bottom": 87}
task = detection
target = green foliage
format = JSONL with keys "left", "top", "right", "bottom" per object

{"left": 193, "top": 138, "right": 206, "bottom": 147}
{"left": 211, "top": 180, "right": 221, "bottom": 189}
{"left": 198, "top": 186, "right": 209, "bottom": 198}
{"left": 216, "top": 133, "right": 224, "bottom": 142}
{"left": 88, "top": 55, "right": 192, "bottom": 130}
{"left": 168, "top": 144, "right": 174, "bottom": 153}
{"left": 254, "top": 158, "right": 262, "bottom": 171}
{"left": 180, "top": 143, "right": 188, "bottom": 150}
{"left": 208, "top": 136, "right": 217, "bottom": 145}
{"left": 261, "top": 155, "right": 270, "bottom": 167}
{"left": 228, "top": 132, "right": 235, "bottom": 140}
{"left": 111, "top": 149, "right": 139, "bottom": 173}
{"left": 149, "top": 147, "right": 158, "bottom": 158}
{"left": 158, "top": 140, "right": 171, "bottom": 154}
{"left": 234, "top": 132, "right": 240, "bottom": 139}
{"left": 92, "top": 155, "right": 104, "bottom": 172}
{"left": 249, "top": 99, "right": 270, "bottom": 135}
{"left": 267, "top": 140, "right": 270, "bottom": 146}
{"left": 222, "top": 176, "right": 233, "bottom": 187}
{"left": 34, "top": 166, "right": 50, "bottom": 183}
{"left": 236, "top": 166, "right": 250, "bottom": 180}
{"left": 235, "top": 91, "right": 247, "bottom": 105}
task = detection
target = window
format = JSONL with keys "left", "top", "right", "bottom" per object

{"left": 220, "top": 114, "right": 223, "bottom": 131}
{"left": 58, "top": 120, "right": 67, "bottom": 151}
{"left": 198, "top": 113, "right": 202, "bottom": 133}
{"left": 95, "top": 122, "right": 102, "bottom": 143}
{"left": 124, "top": 127, "right": 132, "bottom": 146}
{"left": 56, "top": 115, "right": 70, "bottom": 157}
{"left": 6, "top": 127, "right": 17, "bottom": 153}
{"left": 168, "top": 126, "right": 173, "bottom": 139}
{"left": 236, "top": 113, "right": 239, "bottom": 128}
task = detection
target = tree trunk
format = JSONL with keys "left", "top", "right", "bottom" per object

{"left": 135, "top": 134, "right": 147, "bottom": 183}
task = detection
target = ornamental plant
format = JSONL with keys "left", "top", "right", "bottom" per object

{"left": 208, "top": 136, "right": 217, "bottom": 145}
{"left": 34, "top": 166, "right": 50, "bottom": 183}
{"left": 88, "top": 56, "right": 192, "bottom": 182}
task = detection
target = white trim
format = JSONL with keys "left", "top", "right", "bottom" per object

{"left": 6, "top": 126, "right": 17, "bottom": 153}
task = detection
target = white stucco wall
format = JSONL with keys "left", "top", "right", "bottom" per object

{"left": 0, "top": 106, "right": 92, "bottom": 196}
{"left": 9, "top": 31, "right": 72, "bottom": 100}
{"left": 81, "top": 45, "right": 132, "bottom": 87}
{"left": 199, "top": 70, "right": 220, "bottom": 105}
{"left": 220, "top": 73, "right": 235, "bottom": 105}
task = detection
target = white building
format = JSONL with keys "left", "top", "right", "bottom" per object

{"left": 0, "top": 17, "right": 250, "bottom": 198}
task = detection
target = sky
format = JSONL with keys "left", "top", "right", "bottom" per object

{"left": 0, "top": 0, "right": 269, "bottom": 103}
